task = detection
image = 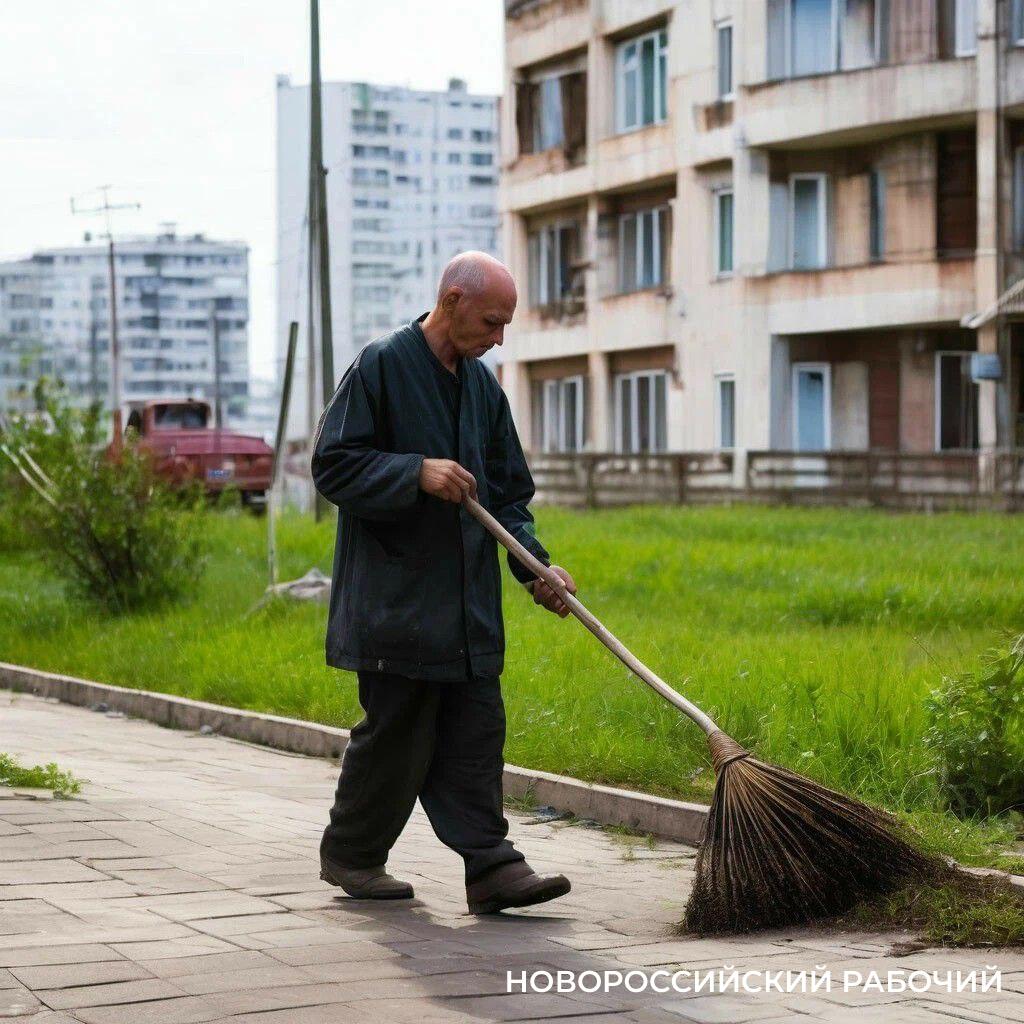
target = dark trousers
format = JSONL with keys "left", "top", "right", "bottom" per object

{"left": 321, "top": 670, "right": 524, "bottom": 885}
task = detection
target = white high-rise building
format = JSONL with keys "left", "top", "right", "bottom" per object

{"left": 0, "top": 230, "right": 250, "bottom": 422}
{"left": 275, "top": 75, "right": 500, "bottom": 441}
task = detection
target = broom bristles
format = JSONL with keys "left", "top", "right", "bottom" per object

{"left": 684, "top": 731, "right": 938, "bottom": 934}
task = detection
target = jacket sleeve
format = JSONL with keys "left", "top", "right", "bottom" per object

{"left": 487, "top": 391, "right": 551, "bottom": 585}
{"left": 311, "top": 359, "right": 423, "bottom": 521}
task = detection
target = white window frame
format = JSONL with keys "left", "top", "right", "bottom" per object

{"left": 954, "top": 0, "right": 978, "bottom": 57}
{"left": 788, "top": 173, "right": 829, "bottom": 270}
{"left": 618, "top": 207, "right": 665, "bottom": 292}
{"left": 934, "top": 350, "right": 978, "bottom": 451}
{"left": 529, "top": 221, "right": 576, "bottom": 307}
{"left": 716, "top": 18, "right": 734, "bottom": 100}
{"left": 791, "top": 361, "right": 832, "bottom": 450}
{"left": 771, "top": 0, "right": 882, "bottom": 79}
{"left": 615, "top": 28, "right": 669, "bottom": 133}
{"left": 713, "top": 187, "right": 735, "bottom": 277}
{"left": 715, "top": 373, "right": 736, "bottom": 450}
{"left": 614, "top": 369, "right": 669, "bottom": 453}
{"left": 539, "top": 374, "right": 585, "bottom": 453}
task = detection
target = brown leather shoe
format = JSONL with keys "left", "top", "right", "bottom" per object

{"left": 466, "top": 860, "right": 571, "bottom": 914}
{"left": 320, "top": 855, "right": 414, "bottom": 900}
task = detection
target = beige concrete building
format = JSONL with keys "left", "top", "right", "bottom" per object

{"left": 498, "top": 0, "right": 1024, "bottom": 466}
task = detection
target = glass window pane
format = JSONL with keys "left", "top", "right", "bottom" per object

{"left": 619, "top": 376, "right": 632, "bottom": 451}
{"left": 718, "top": 25, "right": 733, "bottom": 97}
{"left": 563, "top": 379, "right": 578, "bottom": 451}
{"left": 538, "top": 77, "right": 564, "bottom": 150}
{"left": 658, "top": 37, "right": 668, "bottom": 121}
{"left": 623, "top": 67, "right": 637, "bottom": 128}
{"left": 719, "top": 378, "right": 735, "bottom": 448}
{"left": 641, "top": 37, "right": 656, "bottom": 125}
{"left": 654, "top": 373, "right": 667, "bottom": 451}
{"left": 620, "top": 214, "right": 637, "bottom": 291}
{"left": 528, "top": 234, "right": 541, "bottom": 304}
{"left": 792, "top": 0, "right": 835, "bottom": 76}
{"left": 718, "top": 192, "right": 734, "bottom": 273}
{"left": 640, "top": 210, "right": 656, "bottom": 287}
{"left": 531, "top": 381, "right": 544, "bottom": 448}
{"left": 869, "top": 169, "right": 885, "bottom": 260}
{"left": 792, "top": 178, "right": 823, "bottom": 269}
{"left": 637, "top": 374, "right": 651, "bottom": 451}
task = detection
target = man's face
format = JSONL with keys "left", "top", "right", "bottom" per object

{"left": 447, "top": 282, "right": 516, "bottom": 359}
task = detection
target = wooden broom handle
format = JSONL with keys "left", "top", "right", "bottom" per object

{"left": 463, "top": 495, "right": 718, "bottom": 736}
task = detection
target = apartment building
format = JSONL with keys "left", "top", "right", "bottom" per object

{"left": 500, "top": 0, "right": 1024, "bottom": 462}
{"left": 275, "top": 76, "right": 500, "bottom": 441}
{"left": 0, "top": 231, "right": 250, "bottom": 422}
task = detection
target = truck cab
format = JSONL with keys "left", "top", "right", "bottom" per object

{"left": 126, "top": 399, "right": 273, "bottom": 509}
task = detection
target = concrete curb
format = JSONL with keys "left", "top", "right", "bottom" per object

{"left": 0, "top": 661, "right": 710, "bottom": 846}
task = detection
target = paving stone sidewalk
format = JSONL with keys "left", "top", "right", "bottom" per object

{"left": 2, "top": 690, "right": 1022, "bottom": 1024}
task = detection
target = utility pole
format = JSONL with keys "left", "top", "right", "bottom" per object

{"left": 211, "top": 305, "right": 223, "bottom": 458}
{"left": 71, "top": 186, "right": 141, "bottom": 453}
{"left": 307, "top": 0, "right": 335, "bottom": 521}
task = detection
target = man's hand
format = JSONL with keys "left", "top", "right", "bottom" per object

{"left": 528, "top": 566, "right": 577, "bottom": 618}
{"left": 419, "top": 458, "right": 477, "bottom": 504}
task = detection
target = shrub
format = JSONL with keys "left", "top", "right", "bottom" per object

{"left": 1, "top": 382, "right": 206, "bottom": 611}
{"left": 924, "top": 634, "right": 1024, "bottom": 818}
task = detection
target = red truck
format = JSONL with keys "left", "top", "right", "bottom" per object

{"left": 124, "top": 399, "right": 273, "bottom": 510}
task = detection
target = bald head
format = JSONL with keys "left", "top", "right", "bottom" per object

{"left": 425, "top": 251, "right": 517, "bottom": 361}
{"left": 436, "top": 251, "right": 515, "bottom": 304}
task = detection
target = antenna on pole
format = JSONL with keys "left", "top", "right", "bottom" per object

{"left": 71, "top": 186, "right": 141, "bottom": 453}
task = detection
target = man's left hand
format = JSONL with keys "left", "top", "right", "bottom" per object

{"left": 529, "top": 566, "right": 577, "bottom": 618}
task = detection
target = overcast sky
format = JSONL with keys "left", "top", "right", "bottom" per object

{"left": 0, "top": 1, "right": 504, "bottom": 378}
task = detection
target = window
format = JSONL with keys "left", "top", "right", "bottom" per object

{"left": 447, "top": 128, "right": 463, "bottom": 140}
{"left": 448, "top": 152, "right": 462, "bottom": 164}
{"left": 935, "top": 352, "right": 979, "bottom": 450}
{"left": 1014, "top": 0, "right": 1024, "bottom": 44}
{"left": 869, "top": 168, "right": 886, "bottom": 261}
{"left": 615, "top": 370, "right": 668, "bottom": 452}
{"left": 535, "top": 75, "right": 564, "bottom": 151}
{"left": 714, "top": 189, "right": 734, "bottom": 275}
{"left": 954, "top": 0, "right": 977, "bottom": 56}
{"left": 716, "top": 374, "right": 736, "bottom": 449}
{"left": 716, "top": 20, "right": 734, "bottom": 99}
{"left": 531, "top": 375, "right": 585, "bottom": 452}
{"left": 616, "top": 29, "right": 668, "bottom": 132}
{"left": 470, "top": 153, "right": 493, "bottom": 166}
{"left": 788, "top": 174, "right": 828, "bottom": 270}
{"left": 528, "top": 222, "right": 580, "bottom": 307}
{"left": 767, "top": 0, "right": 878, "bottom": 79}
{"left": 619, "top": 207, "right": 666, "bottom": 292}
{"left": 471, "top": 128, "right": 495, "bottom": 142}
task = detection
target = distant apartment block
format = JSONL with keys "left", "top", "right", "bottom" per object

{"left": 275, "top": 76, "right": 500, "bottom": 439}
{"left": 0, "top": 231, "right": 250, "bottom": 422}
{"left": 499, "top": 0, "right": 1024, "bottom": 461}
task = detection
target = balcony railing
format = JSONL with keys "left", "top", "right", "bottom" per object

{"left": 527, "top": 451, "right": 1024, "bottom": 511}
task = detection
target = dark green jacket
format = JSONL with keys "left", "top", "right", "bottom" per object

{"left": 311, "top": 315, "right": 550, "bottom": 681}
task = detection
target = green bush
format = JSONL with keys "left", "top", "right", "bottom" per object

{"left": 1, "top": 382, "right": 206, "bottom": 611}
{"left": 924, "top": 634, "right": 1024, "bottom": 818}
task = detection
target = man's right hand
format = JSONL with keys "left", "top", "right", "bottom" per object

{"left": 419, "top": 458, "right": 477, "bottom": 504}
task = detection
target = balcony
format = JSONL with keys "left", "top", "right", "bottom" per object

{"left": 742, "top": 59, "right": 976, "bottom": 151}
{"left": 747, "top": 257, "right": 976, "bottom": 335}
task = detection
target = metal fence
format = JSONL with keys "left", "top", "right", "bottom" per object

{"left": 528, "top": 451, "right": 1024, "bottom": 511}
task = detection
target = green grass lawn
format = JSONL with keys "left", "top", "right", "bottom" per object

{"left": 2, "top": 504, "right": 1023, "bottom": 824}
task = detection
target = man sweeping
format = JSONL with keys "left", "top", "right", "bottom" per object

{"left": 311, "top": 251, "right": 577, "bottom": 914}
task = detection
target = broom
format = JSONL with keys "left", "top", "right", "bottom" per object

{"left": 464, "top": 495, "right": 936, "bottom": 934}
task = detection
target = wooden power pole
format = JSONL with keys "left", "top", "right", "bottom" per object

{"left": 307, "top": 0, "right": 335, "bottom": 521}
{"left": 71, "top": 186, "right": 141, "bottom": 453}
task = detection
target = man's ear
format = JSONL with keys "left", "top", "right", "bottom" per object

{"left": 441, "top": 288, "right": 462, "bottom": 315}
